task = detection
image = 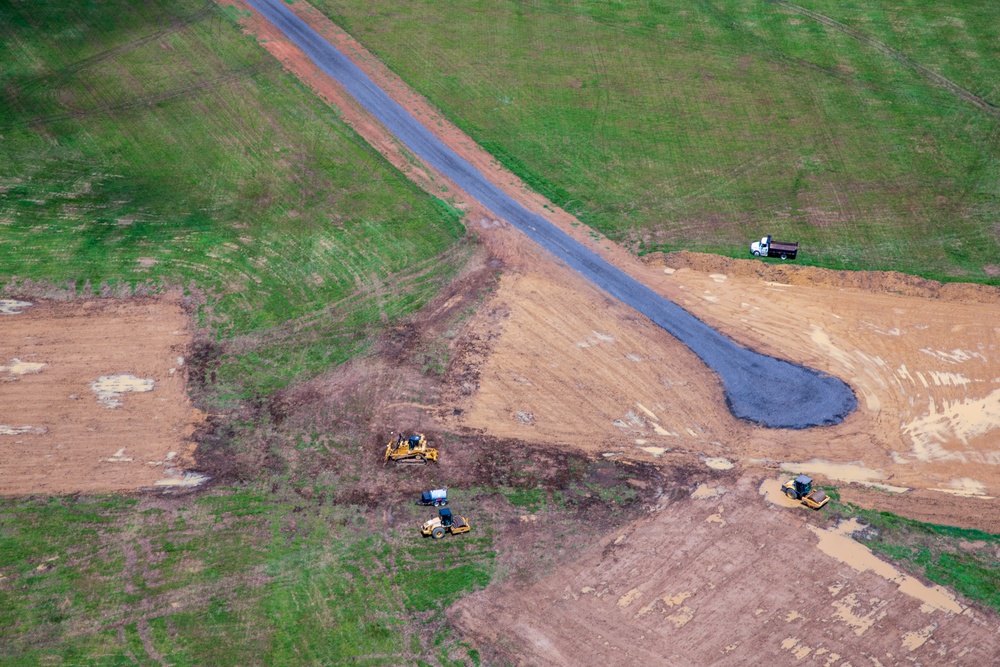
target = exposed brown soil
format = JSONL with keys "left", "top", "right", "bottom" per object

{"left": 452, "top": 474, "right": 1000, "bottom": 666}
{"left": 447, "top": 246, "right": 1000, "bottom": 511}
{"left": 0, "top": 297, "right": 203, "bottom": 494}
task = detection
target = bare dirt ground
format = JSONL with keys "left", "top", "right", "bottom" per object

{"left": 452, "top": 473, "right": 1000, "bottom": 666}
{"left": 445, "top": 247, "right": 1000, "bottom": 520}
{"left": 0, "top": 297, "right": 202, "bottom": 494}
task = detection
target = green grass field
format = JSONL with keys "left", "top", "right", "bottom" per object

{"left": 0, "top": 0, "right": 467, "bottom": 400}
{"left": 316, "top": 0, "right": 1000, "bottom": 282}
{"left": 0, "top": 490, "right": 492, "bottom": 666}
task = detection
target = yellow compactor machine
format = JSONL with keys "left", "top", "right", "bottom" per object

{"left": 782, "top": 474, "right": 830, "bottom": 510}
{"left": 420, "top": 509, "right": 471, "bottom": 539}
{"left": 384, "top": 432, "right": 438, "bottom": 465}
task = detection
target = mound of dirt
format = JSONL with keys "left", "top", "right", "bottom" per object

{"left": 644, "top": 251, "right": 1000, "bottom": 304}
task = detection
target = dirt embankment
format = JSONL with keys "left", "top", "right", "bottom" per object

{"left": 0, "top": 297, "right": 203, "bottom": 494}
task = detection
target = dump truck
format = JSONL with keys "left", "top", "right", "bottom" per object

{"left": 416, "top": 489, "right": 449, "bottom": 507}
{"left": 782, "top": 474, "right": 829, "bottom": 510}
{"left": 384, "top": 432, "right": 438, "bottom": 465}
{"left": 750, "top": 235, "right": 798, "bottom": 260}
{"left": 420, "top": 508, "right": 471, "bottom": 539}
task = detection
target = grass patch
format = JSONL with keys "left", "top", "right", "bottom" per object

{"left": 316, "top": 0, "right": 1000, "bottom": 282}
{"left": 503, "top": 488, "right": 547, "bottom": 512}
{"left": 0, "top": 0, "right": 467, "bottom": 400}
{"left": 0, "top": 490, "right": 494, "bottom": 666}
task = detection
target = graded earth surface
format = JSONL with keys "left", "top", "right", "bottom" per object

{"left": 451, "top": 475, "right": 1000, "bottom": 666}
{"left": 0, "top": 297, "right": 202, "bottom": 494}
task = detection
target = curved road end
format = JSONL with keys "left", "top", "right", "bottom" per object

{"left": 244, "top": 0, "right": 857, "bottom": 429}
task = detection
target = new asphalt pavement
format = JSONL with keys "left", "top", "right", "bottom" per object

{"left": 245, "top": 0, "right": 857, "bottom": 428}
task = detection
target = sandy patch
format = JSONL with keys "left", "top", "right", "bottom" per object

{"left": 0, "top": 299, "right": 32, "bottom": 315}
{"left": 0, "top": 425, "right": 47, "bottom": 436}
{"left": 902, "top": 387, "right": 1000, "bottom": 463}
{"left": 928, "top": 477, "right": 992, "bottom": 498}
{"left": 1, "top": 358, "right": 47, "bottom": 377}
{"left": 153, "top": 471, "right": 210, "bottom": 488}
{"left": 90, "top": 374, "right": 155, "bottom": 408}
{"left": 901, "top": 624, "right": 936, "bottom": 651}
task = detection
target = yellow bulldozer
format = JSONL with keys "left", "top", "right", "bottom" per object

{"left": 420, "top": 508, "right": 471, "bottom": 539}
{"left": 782, "top": 474, "right": 830, "bottom": 510}
{"left": 384, "top": 432, "right": 438, "bottom": 465}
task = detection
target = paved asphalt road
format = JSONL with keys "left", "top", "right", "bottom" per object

{"left": 246, "top": 0, "right": 857, "bottom": 428}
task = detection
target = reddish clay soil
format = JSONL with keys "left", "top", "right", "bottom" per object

{"left": 0, "top": 297, "right": 202, "bottom": 494}
{"left": 452, "top": 474, "right": 1000, "bottom": 666}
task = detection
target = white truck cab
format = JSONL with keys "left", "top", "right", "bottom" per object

{"left": 750, "top": 235, "right": 798, "bottom": 260}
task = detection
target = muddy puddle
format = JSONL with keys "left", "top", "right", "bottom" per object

{"left": 808, "top": 519, "right": 963, "bottom": 615}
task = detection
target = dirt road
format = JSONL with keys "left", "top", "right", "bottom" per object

{"left": 242, "top": 0, "right": 856, "bottom": 429}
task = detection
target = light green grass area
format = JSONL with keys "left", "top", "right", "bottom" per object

{"left": 0, "top": 491, "right": 492, "bottom": 666}
{"left": 0, "top": 0, "right": 466, "bottom": 399}
{"left": 317, "top": 0, "right": 1000, "bottom": 282}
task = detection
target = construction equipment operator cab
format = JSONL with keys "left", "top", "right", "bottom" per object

{"left": 438, "top": 508, "right": 454, "bottom": 527}
{"left": 407, "top": 435, "right": 422, "bottom": 450}
{"left": 791, "top": 475, "right": 813, "bottom": 498}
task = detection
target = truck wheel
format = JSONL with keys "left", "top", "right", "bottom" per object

{"left": 752, "top": 250, "right": 761, "bottom": 256}
{"left": 780, "top": 253, "right": 788, "bottom": 260}
{"left": 431, "top": 526, "right": 446, "bottom": 539}
{"left": 785, "top": 488, "right": 797, "bottom": 500}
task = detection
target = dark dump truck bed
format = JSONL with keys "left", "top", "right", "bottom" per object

{"left": 770, "top": 240, "right": 799, "bottom": 255}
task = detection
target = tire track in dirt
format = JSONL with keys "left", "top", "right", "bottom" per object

{"left": 242, "top": 0, "right": 857, "bottom": 429}
{"left": 767, "top": 0, "right": 999, "bottom": 117}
